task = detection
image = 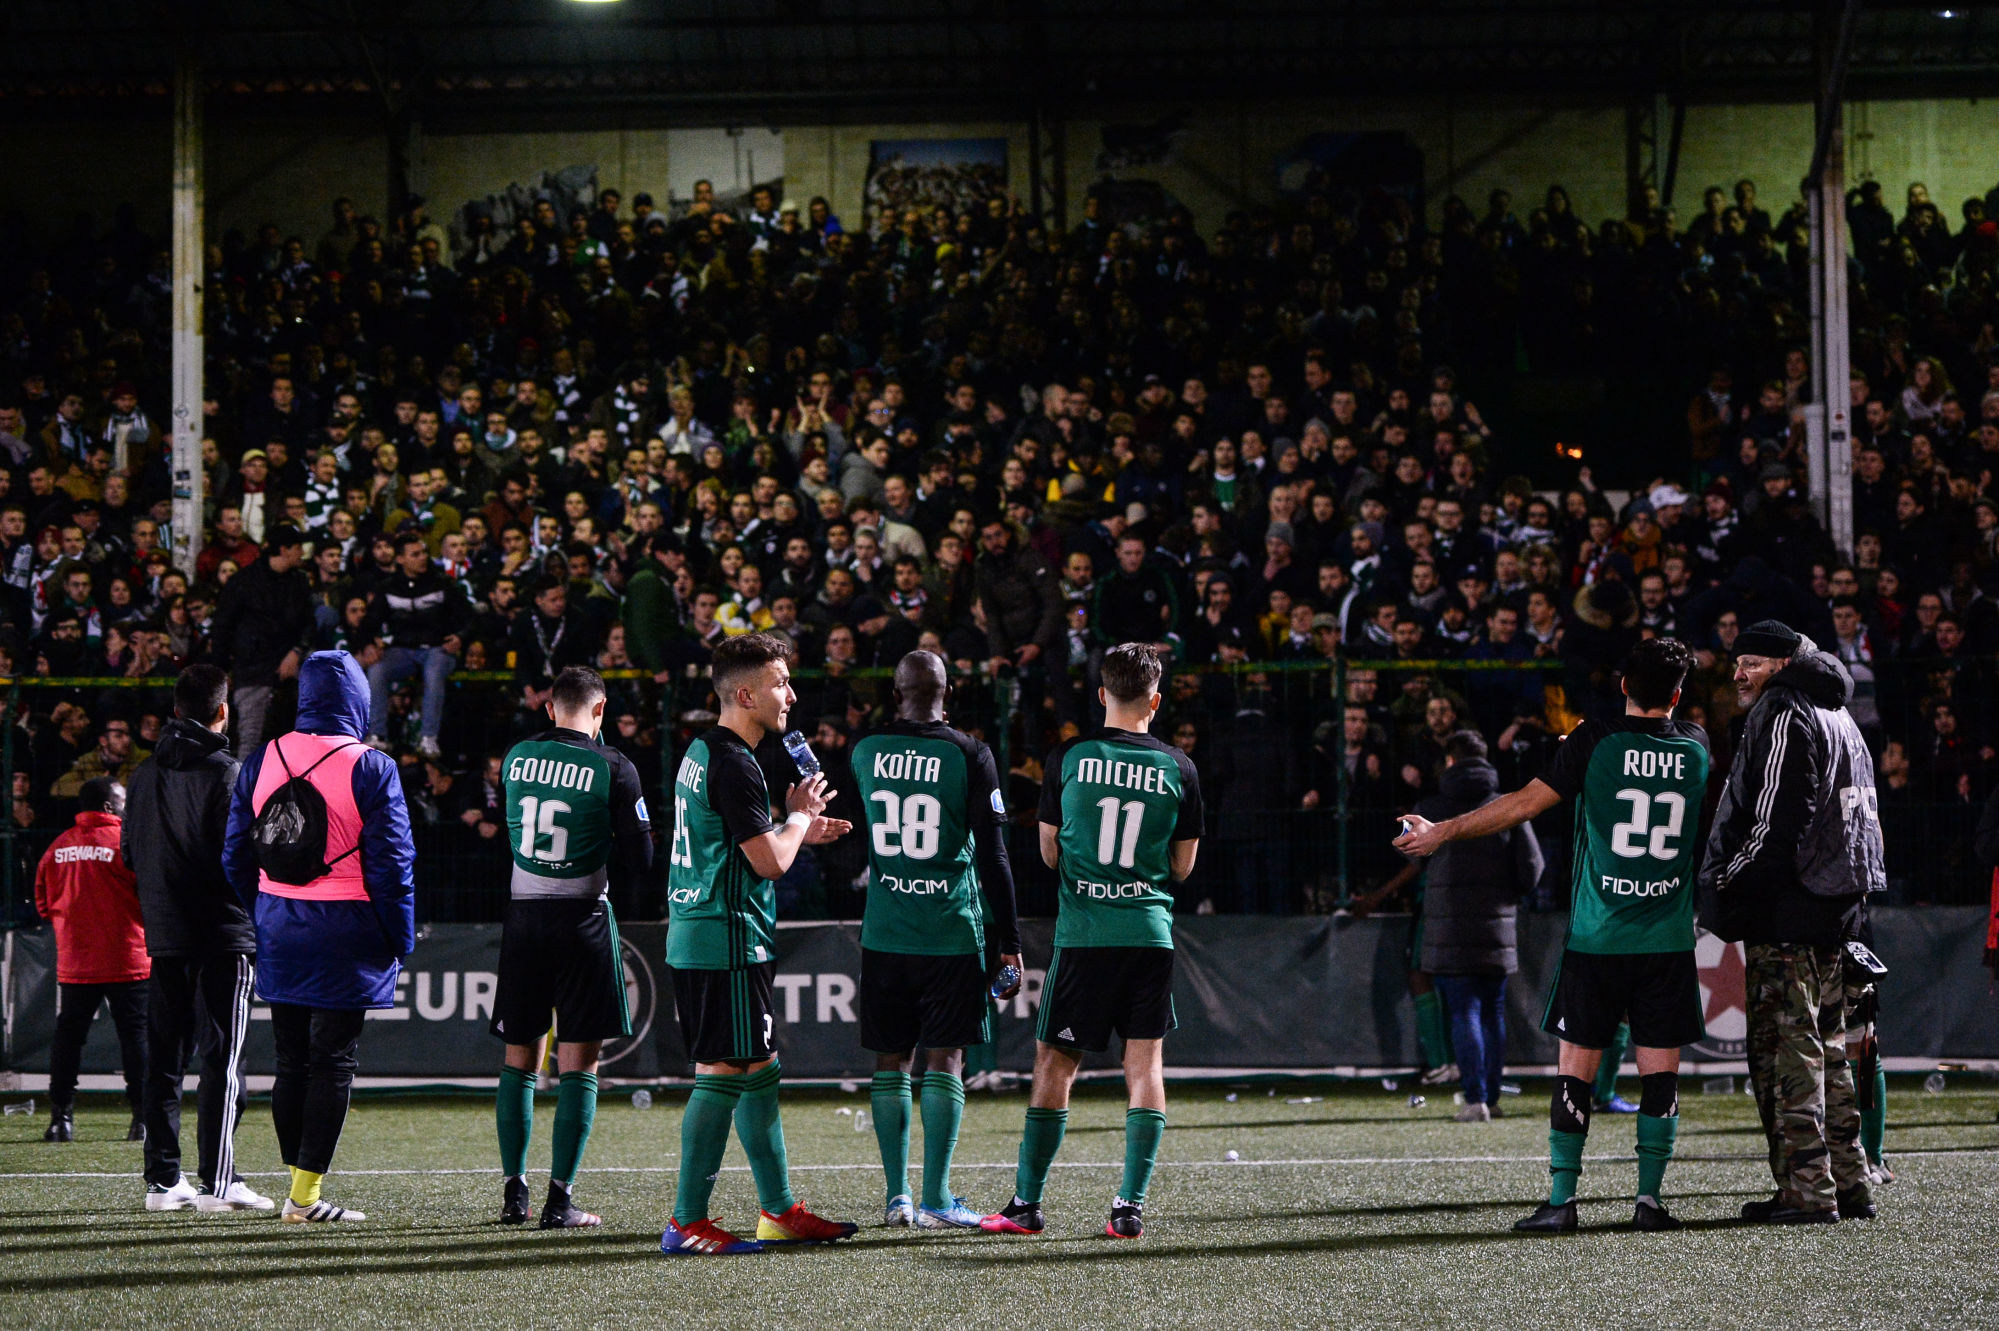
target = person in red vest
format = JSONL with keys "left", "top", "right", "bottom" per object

{"left": 36, "top": 776, "right": 150, "bottom": 1144}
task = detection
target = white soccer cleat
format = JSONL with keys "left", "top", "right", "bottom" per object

{"left": 884, "top": 1194, "right": 916, "bottom": 1227}
{"left": 282, "top": 1197, "right": 367, "bottom": 1223}
{"left": 195, "top": 1180, "right": 276, "bottom": 1212}
{"left": 145, "top": 1176, "right": 201, "bottom": 1211}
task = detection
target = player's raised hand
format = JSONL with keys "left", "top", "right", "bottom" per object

{"left": 785, "top": 773, "right": 831, "bottom": 818}
{"left": 1393, "top": 814, "right": 1448, "bottom": 858}
{"left": 803, "top": 815, "right": 852, "bottom": 844}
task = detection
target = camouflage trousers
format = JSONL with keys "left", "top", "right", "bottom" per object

{"left": 1745, "top": 943, "right": 1870, "bottom": 1211}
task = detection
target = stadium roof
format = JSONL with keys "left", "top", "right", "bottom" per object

{"left": 3, "top": 1, "right": 1995, "bottom": 121}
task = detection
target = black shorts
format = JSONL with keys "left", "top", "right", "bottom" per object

{"left": 671, "top": 962, "right": 777, "bottom": 1065}
{"left": 1035, "top": 946, "right": 1176, "bottom": 1053}
{"left": 1540, "top": 948, "right": 1705, "bottom": 1051}
{"left": 490, "top": 897, "right": 632, "bottom": 1046}
{"left": 859, "top": 949, "right": 993, "bottom": 1054}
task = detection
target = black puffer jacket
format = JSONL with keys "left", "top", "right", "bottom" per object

{"left": 1416, "top": 758, "right": 1544, "bottom": 976}
{"left": 121, "top": 719, "right": 253, "bottom": 956}
{"left": 1700, "top": 649, "right": 1881, "bottom": 946}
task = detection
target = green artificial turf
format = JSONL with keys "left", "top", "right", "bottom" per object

{"left": 2, "top": 1078, "right": 1995, "bottom": 1328}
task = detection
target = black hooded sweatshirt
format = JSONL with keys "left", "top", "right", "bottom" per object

{"left": 121, "top": 718, "right": 254, "bottom": 956}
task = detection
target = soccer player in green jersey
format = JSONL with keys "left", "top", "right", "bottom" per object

{"left": 1398, "top": 638, "right": 1711, "bottom": 1233}
{"left": 853, "top": 651, "right": 1023, "bottom": 1230}
{"left": 492, "top": 666, "right": 653, "bottom": 1229}
{"left": 983, "top": 643, "right": 1202, "bottom": 1241}
{"left": 661, "top": 632, "right": 858, "bottom": 1256}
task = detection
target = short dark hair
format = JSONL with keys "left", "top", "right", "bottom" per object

{"left": 1622, "top": 637, "right": 1694, "bottom": 711}
{"left": 711, "top": 631, "right": 792, "bottom": 698}
{"left": 550, "top": 665, "right": 606, "bottom": 715}
{"left": 79, "top": 775, "right": 122, "bottom": 814}
{"left": 174, "top": 664, "right": 229, "bottom": 725}
{"left": 1100, "top": 642, "right": 1164, "bottom": 703}
{"left": 1443, "top": 730, "right": 1488, "bottom": 764}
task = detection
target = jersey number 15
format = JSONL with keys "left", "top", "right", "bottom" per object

{"left": 517, "top": 796, "right": 571, "bottom": 863}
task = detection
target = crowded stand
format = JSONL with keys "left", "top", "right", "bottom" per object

{"left": 3, "top": 172, "right": 1996, "bottom": 919}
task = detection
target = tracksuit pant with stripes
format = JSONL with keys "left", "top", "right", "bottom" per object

{"left": 144, "top": 953, "right": 255, "bottom": 1192}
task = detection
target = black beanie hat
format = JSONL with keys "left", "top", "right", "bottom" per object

{"left": 1735, "top": 618, "right": 1803, "bottom": 659}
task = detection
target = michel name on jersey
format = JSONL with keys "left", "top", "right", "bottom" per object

{"left": 1075, "top": 755, "right": 1172, "bottom": 793}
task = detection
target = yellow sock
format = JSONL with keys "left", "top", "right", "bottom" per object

{"left": 289, "top": 1167, "right": 324, "bottom": 1207}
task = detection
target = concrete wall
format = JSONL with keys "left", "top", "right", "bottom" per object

{"left": 7, "top": 96, "right": 1996, "bottom": 248}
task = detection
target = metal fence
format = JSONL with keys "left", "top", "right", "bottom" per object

{"left": 4, "top": 652, "right": 1991, "bottom": 927}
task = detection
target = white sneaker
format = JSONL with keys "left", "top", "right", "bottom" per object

{"left": 145, "top": 1176, "right": 201, "bottom": 1211}
{"left": 282, "top": 1197, "right": 367, "bottom": 1223}
{"left": 1420, "top": 1063, "right": 1460, "bottom": 1086}
{"left": 364, "top": 734, "right": 392, "bottom": 752}
{"left": 195, "top": 1180, "right": 276, "bottom": 1212}
{"left": 416, "top": 737, "right": 442, "bottom": 760}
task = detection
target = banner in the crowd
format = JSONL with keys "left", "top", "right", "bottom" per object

{"left": 7, "top": 910, "right": 1995, "bottom": 1078}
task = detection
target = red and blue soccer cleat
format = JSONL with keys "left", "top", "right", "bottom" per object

{"left": 660, "top": 1217, "right": 764, "bottom": 1256}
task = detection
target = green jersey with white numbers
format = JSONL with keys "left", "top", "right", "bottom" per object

{"left": 666, "top": 727, "right": 779, "bottom": 969}
{"left": 502, "top": 729, "right": 650, "bottom": 900}
{"left": 1038, "top": 727, "right": 1204, "bottom": 949}
{"left": 1543, "top": 714, "right": 1712, "bottom": 955}
{"left": 853, "top": 719, "right": 1017, "bottom": 957}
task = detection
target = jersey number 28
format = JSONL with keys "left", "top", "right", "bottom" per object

{"left": 870, "top": 791, "right": 941, "bottom": 860}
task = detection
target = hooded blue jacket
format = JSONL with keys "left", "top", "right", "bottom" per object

{"left": 223, "top": 651, "right": 416, "bottom": 1009}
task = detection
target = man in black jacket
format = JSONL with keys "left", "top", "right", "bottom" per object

{"left": 361, "top": 532, "right": 473, "bottom": 758}
{"left": 1701, "top": 620, "right": 1883, "bottom": 1224}
{"left": 1415, "top": 731, "right": 1543, "bottom": 1122}
{"left": 208, "top": 527, "right": 315, "bottom": 760}
{"left": 123, "top": 665, "right": 271, "bottom": 1213}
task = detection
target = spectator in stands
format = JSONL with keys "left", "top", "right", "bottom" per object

{"left": 360, "top": 533, "right": 472, "bottom": 758}
{"left": 209, "top": 527, "right": 315, "bottom": 758}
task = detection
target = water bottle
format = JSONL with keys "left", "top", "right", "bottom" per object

{"left": 630, "top": 1089, "right": 653, "bottom": 1109}
{"left": 3, "top": 1099, "right": 33, "bottom": 1117}
{"left": 990, "top": 963, "right": 1022, "bottom": 1000}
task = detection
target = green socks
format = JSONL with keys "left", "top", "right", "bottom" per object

{"left": 1121, "top": 1108, "right": 1166, "bottom": 1206}
{"left": 1594, "top": 1024, "right": 1630, "bottom": 1104}
{"left": 732, "top": 1061, "right": 796, "bottom": 1215}
{"left": 1548, "top": 1130, "right": 1587, "bottom": 1206}
{"left": 871, "top": 1071, "right": 913, "bottom": 1202}
{"left": 1860, "top": 1064, "right": 1887, "bottom": 1164}
{"left": 1634, "top": 1112, "right": 1677, "bottom": 1201}
{"left": 1014, "top": 1106, "right": 1069, "bottom": 1206}
{"left": 919, "top": 1071, "right": 967, "bottom": 1210}
{"left": 1414, "top": 990, "right": 1452, "bottom": 1070}
{"left": 673, "top": 1074, "right": 743, "bottom": 1226}
{"left": 550, "top": 1070, "right": 598, "bottom": 1187}
{"left": 497, "top": 1065, "right": 536, "bottom": 1178}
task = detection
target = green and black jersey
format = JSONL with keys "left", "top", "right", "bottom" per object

{"left": 1542, "top": 714, "right": 1712, "bottom": 955}
{"left": 852, "top": 719, "right": 1020, "bottom": 958}
{"left": 1038, "top": 727, "right": 1204, "bottom": 950}
{"left": 666, "top": 725, "right": 780, "bottom": 969}
{"left": 502, "top": 727, "right": 652, "bottom": 900}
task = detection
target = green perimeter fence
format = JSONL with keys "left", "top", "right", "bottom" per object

{"left": 2, "top": 653, "right": 1989, "bottom": 928}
